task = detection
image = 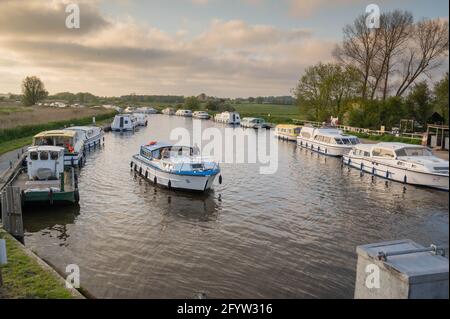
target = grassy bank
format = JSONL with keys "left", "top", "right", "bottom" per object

{"left": 0, "top": 112, "right": 117, "bottom": 155}
{"left": 0, "top": 228, "right": 73, "bottom": 299}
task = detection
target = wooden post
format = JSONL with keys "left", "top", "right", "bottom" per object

{"left": 0, "top": 238, "right": 7, "bottom": 287}
{"left": 1, "top": 187, "right": 24, "bottom": 244}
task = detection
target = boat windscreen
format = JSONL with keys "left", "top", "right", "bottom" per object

{"left": 395, "top": 148, "right": 432, "bottom": 157}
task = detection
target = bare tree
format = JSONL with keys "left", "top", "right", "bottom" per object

{"left": 374, "top": 10, "right": 413, "bottom": 100}
{"left": 396, "top": 19, "right": 449, "bottom": 97}
{"left": 334, "top": 14, "right": 382, "bottom": 100}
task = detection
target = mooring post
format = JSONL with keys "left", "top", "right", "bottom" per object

{"left": 1, "top": 187, "right": 24, "bottom": 244}
{"left": 0, "top": 238, "right": 7, "bottom": 287}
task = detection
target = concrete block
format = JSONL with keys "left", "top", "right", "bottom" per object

{"left": 354, "top": 239, "right": 449, "bottom": 299}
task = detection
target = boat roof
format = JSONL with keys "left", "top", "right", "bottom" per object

{"left": 28, "top": 145, "right": 65, "bottom": 152}
{"left": 65, "top": 126, "right": 98, "bottom": 132}
{"left": 374, "top": 142, "right": 424, "bottom": 150}
{"left": 34, "top": 130, "right": 76, "bottom": 138}
{"left": 353, "top": 144, "right": 373, "bottom": 151}
{"left": 141, "top": 142, "right": 194, "bottom": 152}
{"left": 276, "top": 124, "right": 301, "bottom": 129}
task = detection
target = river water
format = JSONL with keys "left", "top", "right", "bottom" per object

{"left": 23, "top": 115, "right": 449, "bottom": 298}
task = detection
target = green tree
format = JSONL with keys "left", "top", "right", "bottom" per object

{"left": 21, "top": 76, "right": 48, "bottom": 106}
{"left": 294, "top": 63, "right": 360, "bottom": 121}
{"left": 434, "top": 73, "right": 449, "bottom": 124}
{"left": 184, "top": 96, "right": 201, "bottom": 110}
{"left": 405, "top": 81, "right": 432, "bottom": 125}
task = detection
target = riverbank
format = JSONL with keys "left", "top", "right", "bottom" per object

{"left": 0, "top": 112, "right": 116, "bottom": 156}
{"left": 0, "top": 227, "right": 81, "bottom": 299}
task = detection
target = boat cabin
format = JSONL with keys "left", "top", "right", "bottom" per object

{"left": 33, "top": 130, "right": 81, "bottom": 154}
{"left": 27, "top": 146, "right": 65, "bottom": 180}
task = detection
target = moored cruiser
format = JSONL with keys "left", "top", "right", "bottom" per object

{"left": 297, "top": 126, "right": 360, "bottom": 157}
{"left": 131, "top": 141, "right": 221, "bottom": 192}
{"left": 33, "top": 130, "right": 85, "bottom": 167}
{"left": 65, "top": 126, "right": 104, "bottom": 150}
{"left": 343, "top": 142, "right": 449, "bottom": 190}
{"left": 274, "top": 124, "right": 302, "bottom": 141}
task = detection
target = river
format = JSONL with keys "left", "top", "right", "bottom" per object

{"left": 23, "top": 115, "right": 449, "bottom": 298}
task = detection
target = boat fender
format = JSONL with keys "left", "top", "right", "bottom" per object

{"left": 360, "top": 162, "right": 364, "bottom": 171}
{"left": 154, "top": 177, "right": 157, "bottom": 184}
{"left": 145, "top": 171, "right": 148, "bottom": 179}
{"left": 386, "top": 170, "right": 389, "bottom": 179}
{"left": 219, "top": 175, "right": 223, "bottom": 185}
{"left": 372, "top": 166, "right": 375, "bottom": 175}
{"left": 139, "top": 167, "right": 142, "bottom": 175}
{"left": 168, "top": 180, "right": 172, "bottom": 189}
{"left": 74, "top": 190, "right": 80, "bottom": 203}
{"left": 49, "top": 189, "right": 53, "bottom": 205}
{"left": 403, "top": 175, "right": 407, "bottom": 184}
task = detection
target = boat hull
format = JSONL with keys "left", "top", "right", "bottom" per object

{"left": 23, "top": 189, "right": 79, "bottom": 204}
{"left": 297, "top": 138, "right": 352, "bottom": 157}
{"left": 274, "top": 133, "right": 297, "bottom": 141}
{"left": 131, "top": 158, "right": 219, "bottom": 192}
{"left": 83, "top": 132, "right": 104, "bottom": 149}
{"left": 343, "top": 156, "right": 449, "bottom": 191}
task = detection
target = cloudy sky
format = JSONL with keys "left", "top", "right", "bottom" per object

{"left": 0, "top": 0, "right": 448, "bottom": 97}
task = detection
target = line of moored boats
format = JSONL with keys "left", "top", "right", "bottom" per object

{"left": 4, "top": 109, "right": 448, "bottom": 208}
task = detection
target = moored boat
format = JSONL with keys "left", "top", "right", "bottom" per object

{"left": 9, "top": 146, "right": 79, "bottom": 205}
{"left": 214, "top": 112, "right": 241, "bottom": 125}
{"left": 297, "top": 126, "right": 360, "bottom": 157}
{"left": 175, "top": 109, "right": 193, "bottom": 117}
{"left": 162, "top": 107, "right": 176, "bottom": 115}
{"left": 193, "top": 111, "right": 211, "bottom": 119}
{"left": 33, "top": 130, "right": 85, "bottom": 167}
{"left": 111, "top": 114, "right": 137, "bottom": 131}
{"left": 131, "top": 141, "right": 221, "bottom": 192}
{"left": 241, "top": 117, "right": 270, "bottom": 129}
{"left": 133, "top": 113, "right": 148, "bottom": 127}
{"left": 274, "top": 124, "right": 302, "bottom": 141}
{"left": 343, "top": 142, "right": 449, "bottom": 190}
{"left": 65, "top": 126, "right": 104, "bottom": 150}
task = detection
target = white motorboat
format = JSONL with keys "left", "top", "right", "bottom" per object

{"left": 193, "top": 111, "right": 211, "bottom": 119}
{"left": 65, "top": 126, "right": 104, "bottom": 150}
{"left": 33, "top": 130, "right": 85, "bottom": 167}
{"left": 214, "top": 112, "right": 241, "bottom": 125}
{"left": 297, "top": 126, "right": 360, "bottom": 156}
{"left": 111, "top": 114, "right": 137, "bottom": 131}
{"left": 343, "top": 142, "right": 449, "bottom": 190}
{"left": 162, "top": 107, "right": 176, "bottom": 115}
{"left": 131, "top": 141, "right": 221, "bottom": 192}
{"left": 133, "top": 113, "right": 148, "bottom": 127}
{"left": 175, "top": 109, "right": 193, "bottom": 117}
{"left": 241, "top": 117, "right": 270, "bottom": 129}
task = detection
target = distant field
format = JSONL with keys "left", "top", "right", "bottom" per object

{"left": 0, "top": 103, "right": 114, "bottom": 130}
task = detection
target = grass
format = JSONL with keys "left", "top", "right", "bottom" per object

{"left": 0, "top": 136, "right": 32, "bottom": 156}
{"left": 0, "top": 229, "right": 73, "bottom": 299}
{"left": 0, "top": 112, "right": 117, "bottom": 155}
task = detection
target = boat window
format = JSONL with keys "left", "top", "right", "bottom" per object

{"left": 50, "top": 152, "right": 59, "bottom": 160}
{"left": 141, "top": 148, "right": 152, "bottom": 159}
{"left": 40, "top": 151, "right": 49, "bottom": 160}
{"left": 341, "top": 138, "right": 351, "bottom": 145}
{"left": 191, "top": 163, "right": 204, "bottom": 170}
{"left": 364, "top": 151, "right": 370, "bottom": 157}
{"left": 334, "top": 138, "right": 343, "bottom": 145}
{"left": 395, "top": 148, "right": 432, "bottom": 157}
{"left": 372, "top": 148, "right": 395, "bottom": 158}
{"left": 30, "top": 151, "right": 38, "bottom": 160}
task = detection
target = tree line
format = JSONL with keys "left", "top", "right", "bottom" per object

{"left": 294, "top": 10, "right": 449, "bottom": 130}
